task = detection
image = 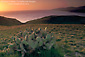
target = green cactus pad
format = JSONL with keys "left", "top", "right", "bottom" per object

{"left": 22, "top": 40, "right": 28, "bottom": 45}
{"left": 28, "top": 40, "right": 35, "bottom": 49}
{"left": 36, "top": 37, "right": 43, "bottom": 46}
{"left": 46, "top": 34, "right": 51, "bottom": 40}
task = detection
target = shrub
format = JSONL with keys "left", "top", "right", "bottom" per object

{"left": 7, "top": 27, "right": 63, "bottom": 57}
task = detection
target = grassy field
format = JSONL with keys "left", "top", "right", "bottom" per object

{"left": 0, "top": 24, "right": 85, "bottom": 57}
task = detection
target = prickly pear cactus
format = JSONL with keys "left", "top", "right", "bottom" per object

{"left": 8, "top": 27, "right": 57, "bottom": 57}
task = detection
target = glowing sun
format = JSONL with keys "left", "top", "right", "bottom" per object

{"left": 0, "top": 3, "right": 9, "bottom": 11}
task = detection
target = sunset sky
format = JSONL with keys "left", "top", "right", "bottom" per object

{"left": 0, "top": 0, "right": 85, "bottom": 11}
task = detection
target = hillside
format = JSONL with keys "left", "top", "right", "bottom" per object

{"left": 53, "top": 6, "right": 85, "bottom": 13}
{"left": 26, "top": 15, "right": 85, "bottom": 24}
{"left": 0, "top": 16, "right": 22, "bottom": 26}
{"left": 0, "top": 24, "right": 85, "bottom": 57}
{"left": 0, "top": 15, "right": 85, "bottom": 26}
{"left": 70, "top": 6, "right": 85, "bottom": 13}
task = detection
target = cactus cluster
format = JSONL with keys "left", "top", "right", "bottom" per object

{"left": 8, "top": 27, "right": 57, "bottom": 57}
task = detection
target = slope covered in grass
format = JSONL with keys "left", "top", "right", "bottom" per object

{"left": 0, "top": 24, "right": 85, "bottom": 57}
{"left": 0, "top": 16, "right": 22, "bottom": 26}
{"left": 26, "top": 15, "right": 85, "bottom": 24}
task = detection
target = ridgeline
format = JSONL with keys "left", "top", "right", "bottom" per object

{"left": 26, "top": 15, "right": 85, "bottom": 24}
{"left": 0, "top": 15, "right": 85, "bottom": 26}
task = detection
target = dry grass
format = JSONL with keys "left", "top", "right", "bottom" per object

{"left": 0, "top": 24, "right": 85, "bottom": 57}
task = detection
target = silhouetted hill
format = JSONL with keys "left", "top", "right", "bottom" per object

{"left": 53, "top": 6, "right": 85, "bottom": 13}
{"left": 70, "top": 6, "right": 85, "bottom": 13}
{"left": 0, "top": 16, "right": 22, "bottom": 26}
{"left": 26, "top": 15, "right": 85, "bottom": 24}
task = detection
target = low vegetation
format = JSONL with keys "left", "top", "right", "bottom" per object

{"left": 8, "top": 28, "right": 62, "bottom": 57}
{"left": 0, "top": 24, "right": 85, "bottom": 57}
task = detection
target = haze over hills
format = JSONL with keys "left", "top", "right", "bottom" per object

{"left": 53, "top": 7, "right": 76, "bottom": 11}
{"left": 26, "top": 15, "right": 85, "bottom": 24}
{"left": 53, "top": 6, "right": 85, "bottom": 13}
{"left": 0, "top": 16, "right": 22, "bottom": 26}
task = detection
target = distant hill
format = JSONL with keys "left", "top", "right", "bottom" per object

{"left": 0, "top": 16, "right": 22, "bottom": 26}
{"left": 70, "top": 6, "right": 85, "bottom": 13}
{"left": 53, "top": 6, "right": 85, "bottom": 13}
{"left": 53, "top": 7, "right": 76, "bottom": 11}
{"left": 26, "top": 15, "right": 85, "bottom": 24}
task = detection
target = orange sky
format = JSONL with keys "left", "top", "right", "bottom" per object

{"left": 0, "top": 0, "right": 85, "bottom": 11}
